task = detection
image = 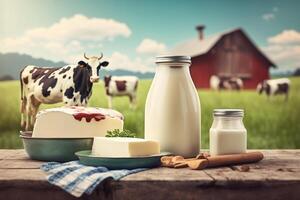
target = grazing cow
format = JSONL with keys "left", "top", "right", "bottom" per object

{"left": 20, "top": 53, "right": 109, "bottom": 130}
{"left": 257, "top": 78, "right": 290, "bottom": 101}
{"left": 104, "top": 75, "right": 138, "bottom": 109}
{"left": 210, "top": 75, "right": 243, "bottom": 91}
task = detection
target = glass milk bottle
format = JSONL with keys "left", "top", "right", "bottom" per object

{"left": 209, "top": 109, "right": 247, "bottom": 156}
{"left": 145, "top": 56, "right": 200, "bottom": 157}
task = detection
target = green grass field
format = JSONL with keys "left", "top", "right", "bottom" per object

{"left": 0, "top": 78, "right": 300, "bottom": 149}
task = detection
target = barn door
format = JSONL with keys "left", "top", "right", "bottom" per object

{"left": 215, "top": 37, "right": 233, "bottom": 77}
{"left": 231, "top": 33, "right": 252, "bottom": 78}
{"left": 215, "top": 33, "right": 252, "bottom": 78}
{"left": 234, "top": 46, "right": 252, "bottom": 78}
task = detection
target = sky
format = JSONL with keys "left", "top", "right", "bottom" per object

{"left": 1, "top": 0, "right": 300, "bottom": 72}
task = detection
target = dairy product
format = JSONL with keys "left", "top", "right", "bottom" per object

{"left": 32, "top": 106, "right": 123, "bottom": 138}
{"left": 145, "top": 56, "right": 200, "bottom": 157}
{"left": 210, "top": 130, "right": 247, "bottom": 155}
{"left": 209, "top": 109, "right": 247, "bottom": 156}
{"left": 92, "top": 137, "right": 160, "bottom": 157}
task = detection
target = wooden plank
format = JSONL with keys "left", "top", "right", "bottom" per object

{"left": 0, "top": 167, "right": 213, "bottom": 184}
{"left": 0, "top": 149, "right": 298, "bottom": 160}
{"left": 0, "top": 169, "right": 112, "bottom": 200}
{"left": 123, "top": 167, "right": 213, "bottom": 183}
{"left": 204, "top": 150, "right": 300, "bottom": 187}
{"left": 0, "top": 149, "right": 27, "bottom": 160}
{"left": 0, "top": 150, "right": 299, "bottom": 182}
{"left": 115, "top": 150, "right": 300, "bottom": 199}
{"left": 260, "top": 150, "right": 300, "bottom": 161}
{"left": 0, "top": 169, "right": 45, "bottom": 182}
{"left": 112, "top": 180, "right": 300, "bottom": 200}
{"left": 0, "top": 150, "right": 43, "bottom": 169}
{"left": 0, "top": 159, "right": 43, "bottom": 169}
{"left": 0, "top": 150, "right": 299, "bottom": 200}
{"left": 0, "top": 181, "right": 111, "bottom": 200}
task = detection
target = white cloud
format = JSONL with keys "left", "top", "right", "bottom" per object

{"left": 262, "top": 6, "right": 278, "bottom": 21}
{"left": 268, "top": 29, "right": 300, "bottom": 44}
{"left": 264, "top": 45, "right": 300, "bottom": 62}
{"left": 0, "top": 14, "right": 131, "bottom": 63}
{"left": 107, "top": 52, "right": 155, "bottom": 72}
{"left": 0, "top": 14, "right": 157, "bottom": 72}
{"left": 136, "top": 38, "right": 167, "bottom": 55}
{"left": 262, "top": 13, "right": 275, "bottom": 21}
{"left": 21, "top": 14, "right": 131, "bottom": 42}
{"left": 263, "top": 29, "right": 300, "bottom": 69}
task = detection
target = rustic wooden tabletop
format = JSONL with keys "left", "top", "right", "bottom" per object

{"left": 0, "top": 149, "right": 299, "bottom": 200}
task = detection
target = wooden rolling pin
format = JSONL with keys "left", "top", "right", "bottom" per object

{"left": 187, "top": 152, "right": 264, "bottom": 170}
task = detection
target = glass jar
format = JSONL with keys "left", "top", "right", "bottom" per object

{"left": 145, "top": 56, "right": 200, "bottom": 157}
{"left": 209, "top": 109, "right": 247, "bottom": 156}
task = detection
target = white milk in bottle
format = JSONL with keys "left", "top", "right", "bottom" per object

{"left": 145, "top": 56, "right": 200, "bottom": 157}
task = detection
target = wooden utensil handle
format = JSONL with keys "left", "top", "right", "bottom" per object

{"left": 207, "top": 152, "right": 264, "bottom": 167}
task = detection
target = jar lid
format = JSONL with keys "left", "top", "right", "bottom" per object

{"left": 213, "top": 109, "right": 244, "bottom": 117}
{"left": 156, "top": 55, "right": 191, "bottom": 64}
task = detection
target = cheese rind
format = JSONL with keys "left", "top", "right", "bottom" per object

{"left": 92, "top": 137, "right": 160, "bottom": 157}
{"left": 32, "top": 107, "right": 123, "bottom": 138}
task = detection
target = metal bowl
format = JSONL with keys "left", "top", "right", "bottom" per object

{"left": 20, "top": 131, "right": 93, "bottom": 162}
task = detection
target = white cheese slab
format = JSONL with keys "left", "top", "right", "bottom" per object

{"left": 92, "top": 137, "right": 160, "bottom": 157}
{"left": 32, "top": 106, "right": 124, "bottom": 138}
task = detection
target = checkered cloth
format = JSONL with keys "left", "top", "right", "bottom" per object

{"left": 41, "top": 161, "right": 146, "bottom": 197}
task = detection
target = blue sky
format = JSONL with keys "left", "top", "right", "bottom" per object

{"left": 1, "top": 0, "right": 300, "bottom": 71}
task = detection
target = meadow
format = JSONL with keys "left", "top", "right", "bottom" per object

{"left": 0, "top": 78, "right": 299, "bottom": 149}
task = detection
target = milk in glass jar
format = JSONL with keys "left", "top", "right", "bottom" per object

{"left": 209, "top": 109, "right": 247, "bottom": 156}
{"left": 145, "top": 56, "right": 200, "bottom": 157}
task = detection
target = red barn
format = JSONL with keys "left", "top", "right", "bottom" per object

{"left": 171, "top": 26, "right": 276, "bottom": 89}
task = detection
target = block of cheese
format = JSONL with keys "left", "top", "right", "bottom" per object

{"left": 92, "top": 137, "right": 160, "bottom": 157}
{"left": 32, "top": 106, "right": 123, "bottom": 138}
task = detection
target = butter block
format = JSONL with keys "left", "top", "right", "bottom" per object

{"left": 32, "top": 106, "right": 123, "bottom": 138}
{"left": 92, "top": 137, "right": 160, "bottom": 157}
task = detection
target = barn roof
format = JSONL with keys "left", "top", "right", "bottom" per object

{"left": 170, "top": 28, "right": 276, "bottom": 68}
{"left": 170, "top": 30, "right": 226, "bottom": 57}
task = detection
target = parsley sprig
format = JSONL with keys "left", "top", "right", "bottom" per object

{"left": 105, "top": 129, "right": 136, "bottom": 138}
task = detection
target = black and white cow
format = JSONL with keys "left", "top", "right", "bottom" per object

{"left": 20, "top": 53, "right": 109, "bottom": 130}
{"left": 104, "top": 75, "right": 138, "bottom": 109}
{"left": 257, "top": 78, "right": 290, "bottom": 101}
{"left": 210, "top": 75, "right": 243, "bottom": 91}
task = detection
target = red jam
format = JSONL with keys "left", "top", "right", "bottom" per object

{"left": 73, "top": 113, "right": 106, "bottom": 122}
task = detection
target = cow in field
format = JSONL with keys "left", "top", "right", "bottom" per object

{"left": 20, "top": 53, "right": 109, "bottom": 130}
{"left": 210, "top": 75, "right": 243, "bottom": 91}
{"left": 257, "top": 78, "right": 290, "bottom": 101}
{"left": 104, "top": 75, "right": 138, "bottom": 109}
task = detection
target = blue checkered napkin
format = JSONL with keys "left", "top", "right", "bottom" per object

{"left": 41, "top": 161, "right": 146, "bottom": 197}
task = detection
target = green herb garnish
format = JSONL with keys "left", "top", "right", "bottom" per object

{"left": 105, "top": 129, "right": 136, "bottom": 138}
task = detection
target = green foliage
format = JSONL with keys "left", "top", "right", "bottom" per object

{"left": 0, "top": 78, "right": 300, "bottom": 149}
{"left": 106, "top": 129, "right": 136, "bottom": 138}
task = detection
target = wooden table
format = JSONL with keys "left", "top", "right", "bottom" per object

{"left": 0, "top": 150, "right": 299, "bottom": 200}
